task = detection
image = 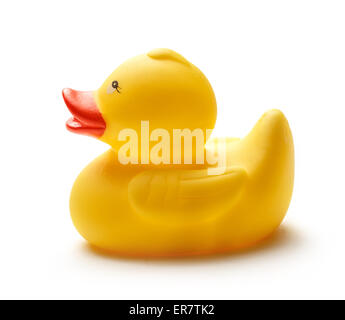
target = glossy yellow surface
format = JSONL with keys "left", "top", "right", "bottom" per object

{"left": 69, "top": 49, "right": 294, "bottom": 257}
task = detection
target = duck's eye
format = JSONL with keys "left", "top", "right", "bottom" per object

{"left": 107, "top": 80, "right": 121, "bottom": 94}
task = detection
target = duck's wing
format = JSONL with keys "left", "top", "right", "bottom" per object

{"left": 128, "top": 166, "right": 247, "bottom": 224}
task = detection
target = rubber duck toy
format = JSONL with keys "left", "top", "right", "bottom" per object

{"left": 63, "top": 49, "right": 294, "bottom": 257}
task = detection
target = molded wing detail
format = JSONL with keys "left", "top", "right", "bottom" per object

{"left": 128, "top": 166, "right": 248, "bottom": 225}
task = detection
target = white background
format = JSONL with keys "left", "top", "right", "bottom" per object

{"left": 0, "top": 0, "right": 344, "bottom": 299}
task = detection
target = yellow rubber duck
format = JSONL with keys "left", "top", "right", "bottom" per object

{"left": 63, "top": 49, "right": 294, "bottom": 257}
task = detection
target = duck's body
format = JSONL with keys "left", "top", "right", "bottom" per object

{"left": 63, "top": 49, "right": 294, "bottom": 257}
{"left": 69, "top": 110, "right": 294, "bottom": 257}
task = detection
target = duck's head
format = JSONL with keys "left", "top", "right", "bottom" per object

{"left": 63, "top": 49, "right": 217, "bottom": 151}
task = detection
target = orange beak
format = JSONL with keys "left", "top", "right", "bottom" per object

{"left": 63, "top": 88, "right": 106, "bottom": 138}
